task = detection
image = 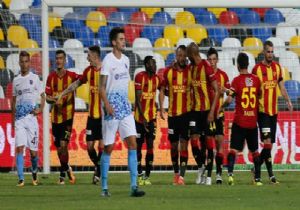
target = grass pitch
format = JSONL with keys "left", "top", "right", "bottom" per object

{"left": 0, "top": 171, "right": 299, "bottom": 210}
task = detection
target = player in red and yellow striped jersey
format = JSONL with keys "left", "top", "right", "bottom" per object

{"left": 159, "top": 45, "right": 192, "bottom": 185}
{"left": 252, "top": 41, "right": 293, "bottom": 184}
{"left": 187, "top": 43, "right": 220, "bottom": 186}
{"left": 45, "top": 50, "right": 78, "bottom": 184}
{"left": 207, "top": 47, "right": 230, "bottom": 185}
{"left": 57, "top": 46, "right": 103, "bottom": 184}
{"left": 134, "top": 56, "right": 160, "bottom": 186}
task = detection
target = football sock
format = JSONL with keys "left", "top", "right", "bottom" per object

{"left": 263, "top": 144, "right": 274, "bottom": 177}
{"left": 199, "top": 136, "right": 207, "bottom": 167}
{"left": 191, "top": 139, "right": 202, "bottom": 167}
{"left": 206, "top": 137, "right": 215, "bottom": 177}
{"left": 179, "top": 150, "right": 188, "bottom": 177}
{"left": 59, "top": 152, "right": 69, "bottom": 171}
{"left": 137, "top": 141, "right": 143, "bottom": 175}
{"left": 88, "top": 148, "right": 98, "bottom": 167}
{"left": 227, "top": 150, "right": 236, "bottom": 175}
{"left": 31, "top": 156, "right": 38, "bottom": 173}
{"left": 97, "top": 148, "right": 103, "bottom": 177}
{"left": 215, "top": 152, "right": 224, "bottom": 175}
{"left": 128, "top": 150, "right": 138, "bottom": 189}
{"left": 171, "top": 146, "right": 179, "bottom": 174}
{"left": 145, "top": 149, "right": 154, "bottom": 177}
{"left": 252, "top": 152, "right": 261, "bottom": 179}
{"left": 16, "top": 153, "right": 24, "bottom": 181}
{"left": 101, "top": 152, "right": 111, "bottom": 190}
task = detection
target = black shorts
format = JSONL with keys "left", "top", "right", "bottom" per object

{"left": 135, "top": 120, "right": 156, "bottom": 143}
{"left": 52, "top": 119, "right": 73, "bottom": 147}
{"left": 230, "top": 123, "right": 258, "bottom": 152}
{"left": 86, "top": 116, "right": 102, "bottom": 141}
{"left": 215, "top": 117, "right": 224, "bottom": 136}
{"left": 168, "top": 112, "right": 190, "bottom": 142}
{"left": 189, "top": 111, "right": 215, "bottom": 136}
{"left": 257, "top": 112, "right": 277, "bottom": 143}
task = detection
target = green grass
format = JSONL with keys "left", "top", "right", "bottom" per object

{"left": 0, "top": 171, "right": 300, "bottom": 210}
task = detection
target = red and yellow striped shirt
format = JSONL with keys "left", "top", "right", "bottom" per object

{"left": 162, "top": 66, "right": 192, "bottom": 117}
{"left": 252, "top": 61, "right": 283, "bottom": 116}
{"left": 45, "top": 70, "right": 79, "bottom": 123}
{"left": 79, "top": 66, "right": 101, "bottom": 119}
{"left": 190, "top": 60, "right": 216, "bottom": 111}
{"left": 134, "top": 71, "right": 160, "bottom": 123}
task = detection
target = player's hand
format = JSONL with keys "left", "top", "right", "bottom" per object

{"left": 207, "top": 111, "right": 214, "bottom": 123}
{"left": 287, "top": 100, "right": 293, "bottom": 112}
{"left": 105, "top": 103, "right": 114, "bottom": 116}
{"left": 54, "top": 94, "right": 62, "bottom": 105}
{"left": 160, "top": 109, "right": 166, "bottom": 120}
{"left": 32, "top": 108, "right": 42, "bottom": 116}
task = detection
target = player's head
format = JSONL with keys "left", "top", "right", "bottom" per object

{"left": 263, "top": 40, "right": 274, "bottom": 64}
{"left": 109, "top": 27, "right": 125, "bottom": 51}
{"left": 87, "top": 45, "right": 101, "bottom": 67}
{"left": 186, "top": 42, "right": 199, "bottom": 65}
{"left": 237, "top": 52, "right": 249, "bottom": 71}
{"left": 19, "top": 51, "right": 30, "bottom": 74}
{"left": 176, "top": 45, "right": 187, "bottom": 69}
{"left": 144, "top": 56, "right": 156, "bottom": 74}
{"left": 55, "top": 50, "right": 66, "bottom": 70}
{"left": 207, "top": 47, "right": 218, "bottom": 70}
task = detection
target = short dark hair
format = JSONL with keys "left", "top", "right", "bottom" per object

{"left": 88, "top": 45, "right": 101, "bottom": 57}
{"left": 109, "top": 27, "right": 125, "bottom": 45}
{"left": 237, "top": 52, "right": 249, "bottom": 69}
{"left": 19, "top": 51, "right": 30, "bottom": 59}
{"left": 55, "top": 49, "right": 66, "bottom": 57}
{"left": 144, "top": 55, "right": 154, "bottom": 66}
{"left": 207, "top": 47, "right": 218, "bottom": 58}
{"left": 176, "top": 45, "right": 187, "bottom": 53}
{"left": 264, "top": 40, "right": 273, "bottom": 50}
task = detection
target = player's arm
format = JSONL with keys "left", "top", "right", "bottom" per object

{"left": 135, "top": 89, "right": 149, "bottom": 131}
{"left": 33, "top": 93, "right": 45, "bottom": 115}
{"left": 158, "top": 85, "right": 166, "bottom": 120}
{"left": 278, "top": 80, "right": 293, "bottom": 112}
{"left": 99, "top": 75, "right": 114, "bottom": 116}
{"left": 11, "top": 96, "right": 16, "bottom": 128}
{"left": 208, "top": 80, "right": 220, "bottom": 122}
{"left": 56, "top": 80, "right": 82, "bottom": 103}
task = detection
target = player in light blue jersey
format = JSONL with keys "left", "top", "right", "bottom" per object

{"left": 11, "top": 51, "right": 45, "bottom": 186}
{"left": 99, "top": 27, "right": 145, "bottom": 197}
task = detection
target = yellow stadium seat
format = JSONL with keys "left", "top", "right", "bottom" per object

{"left": 243, "top": 37, "right": 263, "bottom": 58}
{"left": 154, "top": 38, "right": 173, "bottom": 59}
{"left": 0, "top": 56, "right": 5, "bottom": 69}
{"left": 19, "top": 39, "right": 39, "bottom": 56}
{"left": 0, "top": 28, "right": 4, "bottom": 40}
{"left": 186, "top": 24, "right": 208, "bottom": 44}
{"left": 207, "top": 7, "right": 227, "bottom": 18}
{"left": 49, "top": 13, "right": 62, "bottom": 32}
{"left": 141, "top": 8, "right": 161, "bottom": 19}
{"left": 76, "top": 83, "right": 89, "bottom": 103}
{"left": 128, "top": 80, "right": 135, "bottom": 104}
{"left": 175, "top": 11, "right": 195, "bottom": 30}
{"left": 164, "top": 25, "right": 184, "bottom": 47}
{"left": 7, "top": 25, "right": 28, "bottom": 46}
{"left": 289, "top": 35, "right": 300, "bottom": 56}
{"left": 86, "top": 11, "right": 107, "bottom": 33}
{"left": 282, "top": 67, "right": 291, "bottom": 81}
{"left": 3, "top": 0, "right": 11, "bottom": 8}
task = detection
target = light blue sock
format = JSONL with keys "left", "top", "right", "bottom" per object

{"left": 16, "top": 153, "right": 24, "bottom": 181}
{"left": 31, "top": 156, "right": 38, "bottom": 173}
{"left": 101, "top": 152, "right": 111, "bottom": 190}
{"left": 128, "top": 150, "right": 138, "bottom": 189}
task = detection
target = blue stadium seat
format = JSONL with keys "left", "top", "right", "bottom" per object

{"left": 73, "top": 7, "right": 96, "bottom": 16}
{"left": 264, "top": 9, "right": 284, "bottom": 25}
{"left": 97, "top": 25, "right": 113, "bottom": 47}
{"left": 63, "top": 12, "right": 85, "bottom": 33}
{"left": 49, "top": 38, "right": 61, "bottom": 48}
{"left": 141, "top": 26, "right": 163, "bottom": 45}
{"left": 74, "top": 26, "right": 95, "bottom": 47}
{"left": 152, "top": 12, "right": 173, "bottom": 25}
{"left": 208, "top": 27, "right": 229, "bottom": 44}
{"left": 108, "top": 12, "right": 130, "bottom": 27}
{"left": 252, "top": 27, "right": 272, "bottom": 42}
{"left": 166, "top": 53, "right": 175, "bottom": 66}
{"left": 240, "top": 10, "right": 260, "bottom": 25}
{"left": 19, "top": 13, "right": 41, "bottom": 30}
{"left": 31, "top": 0, "right": 41, "bottom": 8}
{"left": 195, "top": 11, "right": 217, "bottom": 26}
{"left": 119, "top": 7, "right": 139, "bottom": 16}
{"left": 284, "top": 80, "right": 300, "bottom": 102}
{"left": 185, "top": 8, "right": 207, "bottom": 18}
{"left": 228, "top": 8, "right": 249, "bottom": 18}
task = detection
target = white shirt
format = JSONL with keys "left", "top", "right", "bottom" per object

{"left": 101, "top": 52, "right": 131, "bottom": 120}
{"left": 13, "top": 72, "right": 43, "bottom": 120}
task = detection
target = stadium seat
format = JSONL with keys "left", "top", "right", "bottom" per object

{"left": 141, "top": 8, "right": 161, "bottom": 19}
{"left": 276, "top": 23, "right": 297, "bottom": 43}
{"left": 0, "top": 85, "right": 4, "bottom": 99}
{"left": 50, "top": 26, "right": 74, "bottom": 46}
{"left": 176, "top": 38, "right": 195, "bottom": 47}
{"left": 163, "top": 25, "right": 184, "bottom": 46}
{"left": 284, "top": 9, "right": 300, "bottom": 25}
{"left": 175, "top": 11, "right": 195, "bottom": 30}
{"left": 164, "top": 8, "right": 184, "bottom": 19}
{"left": 124, "top": 24, "right": 141, "bottom": 46}
{"left": 219, "top": 11, "right": 239, "bottom": 27}
{"left": 123, "top": 51, "right": 143, "bottom": 78}
{"left": 222, "top": 37, "right": 241, "bottom": 59}
{"left": 9, "top": 0, "right": 30, "bottom": 19}
{"left": 49, "top": 38, "right": 61, "bottom": 49}
{"left": 31, "top": 0, "right": 41, "bottom": 8}
{"left": 76, "top": 83, "right": 89, "bottom": 103}
{"left": 108, "top": 12, "right": 130, "bottom": 27}
{"left": 19, "top": 13, "right": 41, "bottom": 32}
{"left": 0, "top": 28, "right": 4, "bottom": 40}
{"left": 6, "top": 53, "right": 19, "bottom": 75}
{"left": 243, "top": 37, "right": 263, "bottom": 58}
{"left": 0, "top": 40, "right": 14, "bottom": 60}
{"left": 49, "top": 13, "right": 62, "bottom": 33}
{"left": 7, "top": 25, "right": 28, "bottom": 46}
{"left": 152, "top": 11, "right": 173, "bottom": 25}
{"left": 186, "top": 24, "right": 207, "bottom": 44}
{"left": 218, "top": 51, "right": 234, "bottom": 68}
{"left": 132, "top": 38, "right": 153, "bottom": 60}
{"left": 0, "top": 10, "right": 17, "bottom": 33}
{"left": 119, "top": 7, "right": 139, "bottom": 16}
{"left": 63, "top": 39, "right": 84, "bottom": 61}
{"left": 73, "top": 26, "right": 95, "bottom": 47}
{"left": 53, "top": 7, "right": 74, "bottom": 17}
{"left": 153, "top": 53, "right": 166, "bottom": 70}
{"left": 86, "top": 11, "right": 107, "bottom": 33}
{"left": 279, "top": 51, "right": 300, "bottom": 75}
{"left": 63, "top": 12, "right": 85, "bottom": 33}
{"left": 208, "top": 27, "right": 229, "bottom": 44}
{"left": 221, "top": 64, "right": 238, "bottom": 82}
{"left": 229, "top": 28, "right": 248, "bottom": 44}
{"left": 0, "top": 56, "right": 4, "bottom": 69}
{"left": 239, "top": 10, "right": 260, "bottom": 25}
{"left": 96, "top": 7, "right": 117, "bottom": 18}
{"left": 264, "top": 9, "right": 284, "bottom": 25}
{"left": 284, "top": 80, "right": 300, "bottom": 102}
{"left": 141, "top": 26, "right": 163, "bottom": 45}
{"left": 30, "top": 53, "right": 43, "bottom": 76}
{"left": 228, "top": 8, "right": 249, "bottom": 18}
{"left": 74, "top": 52, "right": 89, "bottom": 71}
{"left": 252, "top": 27, "right": 272, "bottom": 42}
{"left": 281, "top": 67, "right": 291, "bottom": 81}
{"left": 130, "top": 11, "right": 150, "bottom": 31}
{"left": 185, "top": 8, "right": 207, "bottom": 19}
{"left": 252, "top": 8, "right": 271, "bottom": 19}
{"left": 154, "top": 38, "right": 173, "bottom": 60}
{"left": 207, "top": 8, "right": 227, "bottom": 18}
{"left": 266, "top": 37, "right": 286, "bottom": 57}
{"left": 289, "top": 36, "right": 300, "bottom": 56}
{"left": 196, "top": 11, "right": 217, "bottom": 26}
{"left": 199, "top": 38, "right": 218, "bottom": 53}
{"left": 97, "top": 25, "right": 112, "bottom": 47}
{"left": 165, "top": 53, "right": 175, "bottom": 66}
{"left": 18, "top": 39, "right": 39, "bottom": 56}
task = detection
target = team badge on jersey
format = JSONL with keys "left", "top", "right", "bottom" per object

{"left": 245, "top": 77, "right": 253, "bottom": 87}
{"left": 30, "top": 80, "right": 33, "bottom": 85}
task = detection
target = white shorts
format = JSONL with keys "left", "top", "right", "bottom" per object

{"left": 102, "top": 114, "right": 137, "bottom": 146}
{"left": 15, "top": 114, "right": 39, "bottom": 151}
